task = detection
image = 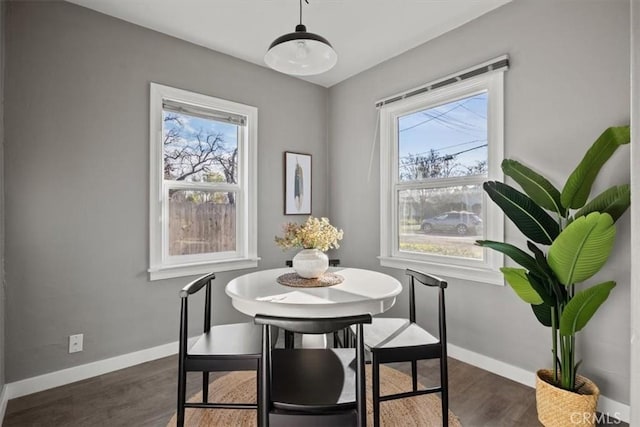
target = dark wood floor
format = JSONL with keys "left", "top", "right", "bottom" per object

{"left": 4, "top": 354, "right": 626, "bottom": 427}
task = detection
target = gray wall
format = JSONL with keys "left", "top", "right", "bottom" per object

{"left": 328, "top": 0, "right": 631, "bottom": 403}
{"left": 4, "top": 1, "right": 328, "bottom": 381}
{"left": 2, "top": 0, "right": 633, "bottom": 408}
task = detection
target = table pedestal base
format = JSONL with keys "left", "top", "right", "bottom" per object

{"left": 301, "top": 333, "right": 328, "bottom": 348}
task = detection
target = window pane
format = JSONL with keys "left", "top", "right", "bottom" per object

{"left": 168, "top": 190, "right": 236, "bottom": 256}
{"left": 163, "top": 110, "right": 238, "bottom": 183}
{"left": 398, "top": 92, "right": 487, "bottom": 182}
{"left": 398, "top": 185, "right": 483, "bottom": 259}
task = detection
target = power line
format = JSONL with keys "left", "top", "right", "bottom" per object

{"left": 399, "top": 102, "right": 465, "bottom": 133}
{"left": 418, "top": 112, "right": 484, "bottom": 138}
{"left": 399, "top": 138, "right": 487, "bottom": 160}
{"left": 459, "top": 103, "right": 486, "bottom": 119}
{"left": 398, "top": 95, "right": 485, "bottom": 133}
{"left": 399, "top": 144, "right": 487, "bottom": 167}
{"left": 450, "top": 144, "right": 488, "bottom": 157}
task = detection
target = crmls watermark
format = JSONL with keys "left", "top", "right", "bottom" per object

{"left": 569, "top": 412, "right": 622, "bottom": 425}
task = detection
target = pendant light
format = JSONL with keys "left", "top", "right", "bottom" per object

{"left": 264, "top": 0, "right": 337, "bottom": 76}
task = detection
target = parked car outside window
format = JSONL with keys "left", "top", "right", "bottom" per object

{"left": 421, "top": 211, "right": 482, "bottom": 235}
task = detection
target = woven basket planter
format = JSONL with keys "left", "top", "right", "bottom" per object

{"left": 536, "top": 369, "right": 600, "bottom": 427}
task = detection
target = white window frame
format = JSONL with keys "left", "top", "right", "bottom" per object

{"left": 379, "top": 71, "right": 505, "bottom": 285}
{"left": 148, "top": 83, "right": 258, "bottom": 280}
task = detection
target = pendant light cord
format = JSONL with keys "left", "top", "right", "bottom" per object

{"left": 300, "top": 0, "right": 309, "bottom": 25}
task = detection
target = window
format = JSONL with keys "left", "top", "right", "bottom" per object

{"left": 149, "top": 83, "right": 257, "bottom": 280}
{"left": 379, "top": 68, "right": 505, "bottom": 285}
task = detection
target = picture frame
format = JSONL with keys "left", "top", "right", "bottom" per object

{"left": 284, "top": 151, "right": 312, "bottom": 215}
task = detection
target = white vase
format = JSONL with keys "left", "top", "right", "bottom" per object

{"left": 292, "top": 249, "right": 329, "bottom": 278}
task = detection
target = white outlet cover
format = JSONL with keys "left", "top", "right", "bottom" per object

{"left": 69, "top": 334, "right": 84, "bottom": 353}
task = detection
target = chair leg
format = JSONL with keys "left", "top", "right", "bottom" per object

{"left": 411, "top": 360, "right": 418, "bottom": 392}
{"left": 260, "top": 324, "right": 271, "bottom": 427}
{"left": 177, "top": 366, "right": 187, "bottom": 427}
{"left": 202, "top": 371, "right": 209, "bottom": 403}
{"left": 333, "top": 331, "right": 340, "bottom": 348}
{"left": 372, "top": 354, "right": 381, "bottom": 427}
{"left": 257, "top": 359, "right": 264, "bottom": 427}
{"left": 284, "top": 331, "right": 294, "bottom": 349}
{"left": 441, "top": 356, "right": 449, "bottom": 427}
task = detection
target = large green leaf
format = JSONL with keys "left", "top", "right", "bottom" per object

{"left": 548, "top": 212, "right": 616, "bottom": 285}
{"left": 559, "top": 281, "right": 616, "bottom": 336}
{"left": 483, "top": 181, "right": 560, "bottom": 245}
{"left": 476, "top": 240, "right": 544, "bottom": 277}
{"left": 502, "top": 159, "right": 566, "bottom": 217}
{"left": 527, "top": 242, "right": 566, "bottom": 304}
{"left": 527, "top": 272, "right": 557, "bottom": 306}
{"left": 561, "top": 126, "right": 630, "bottom": 209}
{"left": 500, "top": 267, "right": 543, "bottom": 304}
{"left": 531, "top": 303, "right": 554, "bottom": 327}
{"left": 572, "top": 185, "right": 630, "bottom": 223}
{"left": 527, "top": 241, "right": 553, "bottom": 279}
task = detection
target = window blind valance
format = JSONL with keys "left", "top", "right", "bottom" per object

{"left": 375, "top": 55, "right": 509, "bottom": 108}
{"left": 163, "top": 99, "right": 247, "bottom": 126}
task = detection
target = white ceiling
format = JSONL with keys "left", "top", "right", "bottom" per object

{"left": 66, "top": 0, "right": 511, "bottom": 87}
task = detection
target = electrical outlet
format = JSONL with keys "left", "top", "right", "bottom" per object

{"left": 69, "top": 334, "right": 83, "bottom": 353}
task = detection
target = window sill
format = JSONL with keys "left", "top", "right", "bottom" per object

{"left": 149, "top": 257, "right": 260, "bottom": 281}
{"left": 379, "top": 256, "right": 503, "bottom": 286}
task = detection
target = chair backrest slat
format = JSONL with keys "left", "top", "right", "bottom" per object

{"left": 439, "top": 286, "right": 447, "bottom": 356}
{"left": 259, "top": 312, "right": 370, "bottom": 426}
{"left": 179, "top": 272, "right": 216, "bottom": 339}
{"left": 179, "top": 297, "right": 189, "bottom": 358}
{"left": 406, "top": 269, "right": 448, "bottom": 341}
{"left": 204, "top": 279, "right": 212, "bottom": 333}
{"left": 409, "top": 274, "right": 416, "bottom": 323}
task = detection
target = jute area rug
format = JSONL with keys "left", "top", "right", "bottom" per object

{"left": 168, "top": 365, "right": 462, "bottom": 426}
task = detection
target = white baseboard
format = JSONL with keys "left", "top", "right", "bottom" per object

{"left": 0, "top": 385, "right": 8, "bottom": 426}
{"left": 1, "top": 339, "right": 630, "bottom": 424}
{"left": 597, "top": 395, "right": 631, "bottom": 425}
{"left": 448, "top": 343, "right": 630, "bottom": 423}
{"left": 5, "top": 338, "right": 195, "bottom": 400}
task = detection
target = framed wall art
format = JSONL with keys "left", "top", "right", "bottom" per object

{"left": 284, "top": 151, "right": 312, "bottom": 215}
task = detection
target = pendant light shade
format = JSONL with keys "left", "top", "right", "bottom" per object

{"left": 265, "top": 1, "right": 337, "bottom": 76}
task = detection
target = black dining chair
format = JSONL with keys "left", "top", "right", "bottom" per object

{"left": 355, "top": 269, "right": 449, "bottom": 427}
{"left": 255, "top": 313, "right": 372, "bottom": 427}
{"left": 283, "top": 259, "right": 344, "bottom": 349}
{"left": 177, "top": 272, "right": 268, "bottom": 427}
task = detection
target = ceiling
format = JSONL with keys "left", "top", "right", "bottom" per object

{"left": 66, "top": 0, "right": 511, "bottom": 87}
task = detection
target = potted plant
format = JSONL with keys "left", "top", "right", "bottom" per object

{"left": 476, "top": 126, "right": 630, "bottom": 427}
{"left": 275, "top": 216, "right": 343, "bottom": 278}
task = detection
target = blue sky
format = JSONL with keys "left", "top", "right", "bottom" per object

{"left": 398, "top": 91, "right": 488, "bottom": 178}
{"left": 163, "top": 112, "right": 237, "bottom": 150}
{"left": 163, "top": 111, "right": 238, "bottom": 182}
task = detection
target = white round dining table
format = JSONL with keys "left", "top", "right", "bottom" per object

{"left": 225, "top": 267, "right": 403, "bottom": 319}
